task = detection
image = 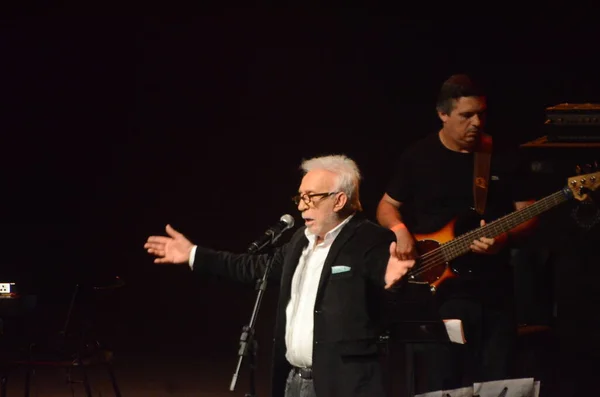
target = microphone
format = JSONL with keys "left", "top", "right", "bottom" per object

{"left": 247, "top": 214, "right": 295, "bottom": 253}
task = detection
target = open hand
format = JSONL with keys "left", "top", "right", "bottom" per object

{"left": 144, "top": 224, "right": 194, "bottom": 264}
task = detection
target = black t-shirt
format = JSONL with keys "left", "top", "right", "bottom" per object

{"left": 385, "top": 132, "right": 535, "bottom": 302}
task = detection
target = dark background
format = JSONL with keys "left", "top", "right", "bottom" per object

{"left": 1, "top": 14, "right": 599, "bottom": 394}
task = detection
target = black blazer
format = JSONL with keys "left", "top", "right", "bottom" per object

{"left": 194, "top": 214, "right": 396, "bottom": 397}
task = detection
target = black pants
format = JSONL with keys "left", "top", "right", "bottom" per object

{"left": 414, "top": 298, "right": 517, "bottom": 393}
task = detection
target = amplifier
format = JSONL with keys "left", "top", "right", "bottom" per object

{"left": 544, "top": 103, "right": 600, "bottom": 142}
{"left": 545, "top": 125, "right": 600, "bottom": 143}
{"left": 0, "top": 282, "right": 17, "bottom": 298}
{"left": 545, "top": 103, "right": 600, "bottom": 125}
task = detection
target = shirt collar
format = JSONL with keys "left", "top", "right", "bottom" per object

{"left": 304, "top": 213, "right": 355, "bottom": 247}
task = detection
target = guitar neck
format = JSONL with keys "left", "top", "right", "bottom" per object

{"left": 440, "top": 187, "right": 573, "bottom": 262}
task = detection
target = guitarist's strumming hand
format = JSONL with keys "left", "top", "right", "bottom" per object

{"left": 470, "top": 219, "right": 509, "bottom": 255}
{"left": 391, "top": 223, "right": 418, "bottom": 260}
{"left": 385, "top": 241, "right": 416, "bottom": 289}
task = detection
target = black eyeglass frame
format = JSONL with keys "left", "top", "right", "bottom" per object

{"left": 292, "top": 192, "right": 339, "bottom": 206}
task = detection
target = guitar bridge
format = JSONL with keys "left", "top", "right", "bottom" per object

{"left": 408, "top": 280, "right": 429, "bottom": 285}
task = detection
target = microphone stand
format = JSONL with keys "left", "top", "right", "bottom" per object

{"left": 229, "top": 249, "right": 276, "bottom": 397}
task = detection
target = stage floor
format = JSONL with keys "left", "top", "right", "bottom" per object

{"left": 1, "top": 281, "right": 597, "bottom": 397}
{"left": 1, "top": 336, "right": 597, "bottom": 397}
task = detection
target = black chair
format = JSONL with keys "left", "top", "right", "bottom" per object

{"left": 379, "top": 283, "right": 451, "bottom": 397}
{"left": 1, "top": 277, "right": 124, "bottom": 397}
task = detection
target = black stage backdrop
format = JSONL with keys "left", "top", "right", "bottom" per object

{"left": 1, "top": 15, "right": 599, "bottom": 370}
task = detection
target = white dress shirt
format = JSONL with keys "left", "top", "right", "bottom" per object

{"left": 188, "top": 215, "right": 355, "bottom": 369}
{"left": 285, "top": 215, "right": 353, "bottom": 368}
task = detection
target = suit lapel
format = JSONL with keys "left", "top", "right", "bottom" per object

{"left": 314, "top": 215, "right": 363, "bottom": 304}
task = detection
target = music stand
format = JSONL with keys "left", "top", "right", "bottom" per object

{"left": 382, "top": 282, "right": 451, "bottom": 397}
{"left": 4, "top": 278, "right": 124, "bottom": 397}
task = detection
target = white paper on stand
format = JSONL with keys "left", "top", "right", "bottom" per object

{"left": 442, "top": 385, "right": 474, "bottom": 396}
{"left": 417, "top": 379, "right": 540, "bottom": 397}
{"left": 473, "top": 377, "right": 535, "bottom": 397}
{"left": 443, "top": 319, "right": 466, "bottom": 344}
{"left": 414, "top": 391, "right": 443, "bottom": 397}
{"left": 532, "top": 381, "right": 540, "bottom": 397}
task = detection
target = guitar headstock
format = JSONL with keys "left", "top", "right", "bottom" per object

{"left": 568, "top": 164, "right": 600, "bottom": 201}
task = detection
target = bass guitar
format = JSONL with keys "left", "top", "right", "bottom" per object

{"left": 406, "top": 171, "right": 599, "bottom": 293}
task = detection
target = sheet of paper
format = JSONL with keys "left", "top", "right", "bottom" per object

{"left": 473, "top": 377, "right": 535, "bottom": 397}
{"left": 415, "top": 391, "right": 443, "bottom": 397}
{"left": 533, "top": 381, "right": 540, "bottom": 397}
{"left": 442, "top": 385, "right": 474, "bottom": 396}
{"left": 443, "top": 319, "right": 466, "bottom": 344}
{"left": 417, "top": 379, "right": 540, "bottom": 397}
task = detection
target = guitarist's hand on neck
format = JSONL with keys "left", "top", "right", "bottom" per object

{"left": 469, "top": 219, "right": 509, "bottom": 255}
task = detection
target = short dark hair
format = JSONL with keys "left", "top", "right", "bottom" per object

{"left": 436, "top": 74, "right": 485, "bottom": 114}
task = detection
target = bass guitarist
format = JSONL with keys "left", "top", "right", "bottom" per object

{"left": 376, "top": 74, "right": 539, "bottom": 393}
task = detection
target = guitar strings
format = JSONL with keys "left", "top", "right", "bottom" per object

{"left": 407, "top": 190, "right": 568, "bottom": 278}
{"left": 409, "top": 226, "right": 487, "bottom": 278}
{"left": 410, "top": 217, "right": 529, "bottom": 277}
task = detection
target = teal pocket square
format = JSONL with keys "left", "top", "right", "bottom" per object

{"left": 331, "top": 265, "right": 351, "bottom": 274}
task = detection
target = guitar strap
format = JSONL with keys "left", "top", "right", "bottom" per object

{"left": 473, "top": 133, "right": 493, "bottom": 216}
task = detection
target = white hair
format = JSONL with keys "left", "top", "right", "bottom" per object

{"left": 300, "top": 154, "right": 362, "bottom": 212}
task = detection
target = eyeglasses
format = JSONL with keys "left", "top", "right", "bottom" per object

{"left": 292, "top": 192, "right": 339, "bottom": 206}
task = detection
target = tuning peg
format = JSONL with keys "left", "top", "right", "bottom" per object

{"left": 594, "top": 160, "right": 599, "bottom": 171}
{"left": 584, "top": 164, "right": 593, "bottom": 173}
{"left": 576, "top": 165, "right": 582, "bottom": 175}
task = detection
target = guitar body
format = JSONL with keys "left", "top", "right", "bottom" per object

{"left": 410, "top": 218, "right": 459, "bottom": 292}
{"left": 409, "top": 210, "right": 482, "bottom": 293}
